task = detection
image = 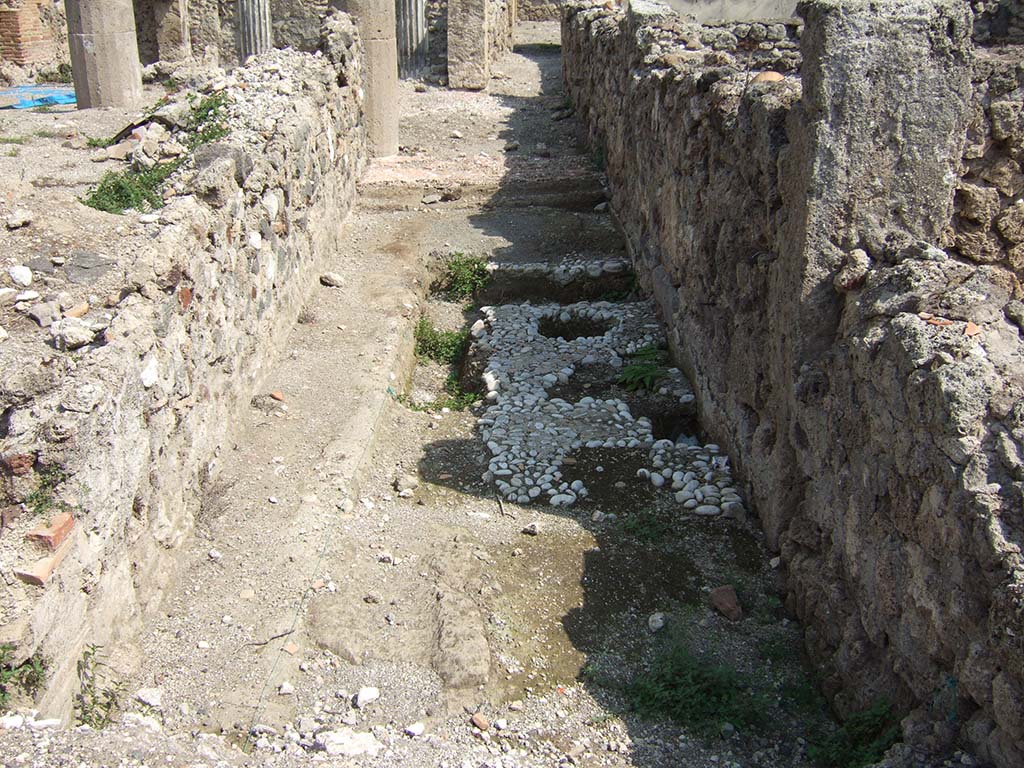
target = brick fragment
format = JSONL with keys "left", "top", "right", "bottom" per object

{"left": 26, "top": 512, "right": 75, "bottom": 550}
{"left": 14, "top": 538, "right": 73, "bottom": 586}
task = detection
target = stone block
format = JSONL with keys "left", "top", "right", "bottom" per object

{"left": 448, "top": 0, "right": 490, "bottom": 89}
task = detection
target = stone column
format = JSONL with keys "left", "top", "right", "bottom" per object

{"left": 155, "top": 0, "right": 191, "bottom": 62}
{"left": 341, "top": 0, "right": 399, "bottom": 157}
{"left": 237, "top": 0, "right": 272, "bottom": 63}
{"left": 448, "top": 0, "right": 489, "bottom": 90}
{"left": 65, "top": 0, "right": 143, "bottom": 109}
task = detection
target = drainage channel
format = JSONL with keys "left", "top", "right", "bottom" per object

{"left": 296, "top": 243, "right": 840, "bottom": 766}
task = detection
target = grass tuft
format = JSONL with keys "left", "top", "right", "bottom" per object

{"left": 34, "top": 63, "right": 72, "bottom": 84}
{"left": 183, "top": 92, "right": 230, "bottom": 149}
{"left": 83, "top": 160, "right": 181, "bottom": 214}
{"left": 629, "top": 642, "right": 766, "bottom": 733}
{"left": 808, "top": 699, "right": 901, "bottom": 768}
{"left": 618, "top": 361, "right": 667, "bottom": 391}
{"left": 24, "top": 465, "right": 71, "bottom": 517}
{"left": 82, "top": 90, "right": 230, "bottom": 214}
{"left": 75, "top": 644, "right": 124, "bottom": 729}
{"left": 415, "top": 317, "right": 469, "bottom": 365}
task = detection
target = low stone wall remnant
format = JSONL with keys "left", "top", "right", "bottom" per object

{"left": 0, "top": 11, "right": 366, "bottom": 718}
{"left": 563, "top": 2, "right": 1024, "bottom": 766}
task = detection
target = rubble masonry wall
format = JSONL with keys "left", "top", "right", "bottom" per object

{"left": 0, "top": 12, "right": 367, "bottom": 718}
{"left": 563, "top": 2, "right": 1024, "bottom": 766}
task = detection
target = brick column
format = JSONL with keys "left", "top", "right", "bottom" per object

{"left": 0, "top": 1, "right": 54, "bottom": 65}
{"left": 65, "top": 0, "right": 143, "bottom": 108}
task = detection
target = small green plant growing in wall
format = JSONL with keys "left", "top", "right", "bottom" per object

{"left": 83, "top": 161, "right": 181, "bottom": 215}
{"left": 618, "top": 346, "right": 669, "bottom": 391}
{"left": 83, "top": 91, "right": 231, "bottom": 214}
{"left": 0, "top": 644, "right": 46, "bottom": 708}
{"left": 24, "top": 465, "right": 71, "bottom": 517}
{"left": 183, "top": 92, "right": 230, "bottom": 149}
{"left": 75, "top": 644, "right": 124, "bottom": 729}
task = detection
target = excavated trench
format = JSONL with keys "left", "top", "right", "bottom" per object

{"left": 0, "top": 23, "right": 874, "bottom": 768}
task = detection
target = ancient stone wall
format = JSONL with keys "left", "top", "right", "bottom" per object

{"left": 564, "top": 2, "right": 1024, "bottom": 767}
{"left": 488, "top": 0, "right": 512, "bottom": 60}
{"left": 973, "top": 0, "right": 1024, "bottom": 43}
{"left": 951, "top": 46, "right": 1024, "bottom": 272}
{"left": 427, "top": 0, "right": 449, "bottom": 72}
{"left": 665, "top": 0, "right": 796, "bottom": 21}
{"left": 518, "top": 0, "right": 562, "bottom": 22}
{"left": 0, "top": 11, "right": 366, "bottom": 718}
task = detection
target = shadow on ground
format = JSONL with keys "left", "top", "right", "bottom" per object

{"left": 409, "top": 32, "right": 832, "bottom": 768}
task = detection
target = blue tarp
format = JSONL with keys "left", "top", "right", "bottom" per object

{"left": 0, "top": 85, "right": 76, "bottom": 110}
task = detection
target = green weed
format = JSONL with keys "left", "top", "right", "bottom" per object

{"left": 618, "top": 361, "right": 667, "bottom": 391}
{"left": 183, "top": 92, "right": 230, "bottom": 149}
{"left": 86, "top": 136, "right": 114, "bottom": 148}
{"left": 33, "top": 130, "right": 61, "bottom": 139}
{"left": 580, "top": 660, "right": 623, "bottom": 690}
{"left": 629, "top": 643, "right": 766, "bottom": 733}
{"left": 82, "top": 91, "right": 229, "bottom": 214}
{"left": 75, "top": 644, "right": 124, "bottom": 729}
{"left": 83, "top": 160, "right": 181, "bottom": 214}
{"left": 0, "top": 644, "right": 46, "bottom": 708}
{"left": 781, "top": 677, "right": 828, "bottom": 715}
{"left": 629, "top": 345, "right": 667, "bottom": 362}
{"left": 619, "top": 510, "right": 670, "bottom": 542}
{"left": 24, "top": 466, "right": 70, "bottom": 517}
{"left": 439, "top": 253, "right": 490, "bottom": 301}
{"left": 808, "top": 699, "right": 900, "bottom": 768}
{"left": 758, "top": 634, "right": 796, "bottom": 664}
{"left": 414, "top": 317, "right": 468, "bottom": 365}
{"left": 0, "top": 136, "right": 27, "bottom": 145}
{"left": 395, "top": 373, "right": 480, "bottom": 413}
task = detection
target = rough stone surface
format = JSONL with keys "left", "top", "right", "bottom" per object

{"left": 447, "top": 0, "right": 513, "bottom": 89}
{"left": 564, "top": 2, "right": 1024, "bottom": 767}
{"left": 0, "top": 11, "right": 367, "bottom": 721}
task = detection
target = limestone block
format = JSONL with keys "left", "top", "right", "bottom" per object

{"left": 448, "top": 0, "right": 489, "bottom": 90}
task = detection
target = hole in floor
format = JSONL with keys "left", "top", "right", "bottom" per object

{"left": 538, "top": 315, "right": 615, "bottom": 341}
{"left": 564, "top": 447, "right": 654, "bottom": 515}
{"left": 632, "top": 403, "right": 705, "bottom": 443}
